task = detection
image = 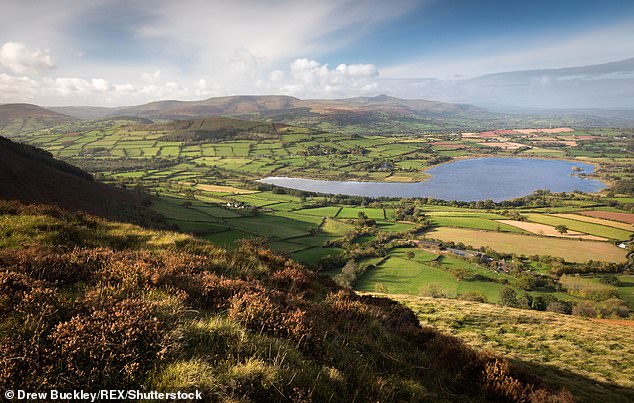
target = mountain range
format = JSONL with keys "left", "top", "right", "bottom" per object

{"left": 47, "top": 94, "right": 484, "bottom": 121}
{"left": 1, "top": 92, "right": 632, "bottom": 134}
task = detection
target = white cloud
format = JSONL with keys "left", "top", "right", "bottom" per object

{"left": 271, "top": 58, "right": 380, "bottom": 98}
{"left": 138, "top": 0, "right": 417, "bottom": 71}
{"left": 336, "top": 63, "right": 378, "bottom": 78}
{"left": 0, "top": 73, "right": 40, "bottom": 100}
{"left": 0, "top": 42, "right": 55, "bottom": 74}
{"left": 269, "top": 70, "right": 285, "bottom": 82}
{"left": 0, "top": 0, "right": 630, "bottom": 108}
{"left": 141, "top": 70, "right": 162, "bottom": 84}
{"left": 0, "top": 0, "right": 416, "bottom": 105}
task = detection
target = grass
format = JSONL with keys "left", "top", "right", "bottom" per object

{"left": 430, "top": 216, "right": 525, "bottom": 233}
{"left": 227, "top": 215, "right": 316, "bottom": 240}
{"left": 496, "top": 220, "right": 606, "bottom": 240}
{"left": 385, "top": 295, "right": 634, "bottom": 402}
{"left": 354, "top": 253, "right": 510, "bottom": 302}
{"left": 337, "top": 207, "right": 385, "bottom": 220}
{"left": 525, "top": 214, "right": 632, "bottom": 240}
{"left": 294, "top": 206, "right": 341, "bottom": 217}
{"left": 320, "top": 218, "right": 353, "bottom": 236}
{"left": 375, "top": 221, "right": 415, "bottom": 232}
{"left": 426, "top": 227, "right": 627, "bottom": 263}
{"left": 150, "top": 199, "right": 218, "bottom": 222}
{"left": 201, "top": 229, "right": 255, "bottom": 248}
{"left": 553, "top": 213, "right": 634, "bottom": 231}
{"left": 616, "top": 274, "right": 634, "bottom": 307}
{"left": 291, "top": 246, "right": 343, "bottom": 265}
{"left": 195, "top": 184, "right": 257, "bottom": 194}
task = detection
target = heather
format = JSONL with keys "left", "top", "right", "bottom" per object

{"left": 0, "top": 201, "right": 572, "bottom": 401}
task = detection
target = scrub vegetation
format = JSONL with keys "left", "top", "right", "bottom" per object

{"left": 2, "top": 106, "right": 633, "bottom": 401}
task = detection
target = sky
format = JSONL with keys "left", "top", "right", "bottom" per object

{"left": 0, "top": 0, "right": 633, "bottom": 107}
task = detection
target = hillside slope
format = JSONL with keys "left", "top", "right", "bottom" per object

{"left": 0, "top": 103, "right": 77, "bottom": 135}
{"left": 0, "top": 201, "right": 574, "bottom": 402}
{"left": 387, "top": 294, "right": 634, "bottom": 403}
{"left": 112, "top": 95, "right": 485, "bottom": 120}
{"left": 0, "top": 136, "right": 146, "bottom": 218}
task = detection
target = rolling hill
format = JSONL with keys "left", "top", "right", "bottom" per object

{"left": 105, "top": 95, "right": 485, "bottom": 120}
{"left": 48, "top": 105, "right": 127, "bottom": 120}
{"left": 0, "top": 199, "right": 574, "bottom": 401}
{"left": 0, "top": 136, "right": 148, "bottom": 218}
{"left": 0, "top": 103, "right": 77, "bottom": 135}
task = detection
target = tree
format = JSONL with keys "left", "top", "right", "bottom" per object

{"left": 499, "top": 287, "right": 518, "bottom": 307}
{"left": 572, "top": 301, "right": 597, "bottom": 318}
{"left": 516, "top": 272, "right": 536, "bottom": 291}
{"left": 405, "top": 250, "right": 415, "bottom": 260}
{"left": 555, "top": 225, "right": 568, "bottom": 235}
{"left": 449, "top": 267, "right": 468, "bottom": 281}
{"left": 546, "top": 300, "right": 572, "bottom": 314}
{"left": 531, "top": 296, "right": 547, "bottom": 311}
{"left": 595, "top": 298, "right": 630, "bottom": 318}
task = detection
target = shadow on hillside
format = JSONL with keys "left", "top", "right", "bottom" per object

{"left": 43, "top": 222, "right": 153, "bottom": 250}
{"left": 509, "top": 358, "right": 634, "bottom": 403}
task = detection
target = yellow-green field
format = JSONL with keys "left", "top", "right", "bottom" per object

{"left": 552, "top": 213, "right": 634, "bottom": 231}
{"left": 426, "top": 227, "right": 627, "bottom": 263}
{"left": 382, "top": 294, "right": 634, "bottom": 403}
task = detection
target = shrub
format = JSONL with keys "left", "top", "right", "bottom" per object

{"left": 595, "top": 298, "right": 630, "bottom": 319}
{"left": 0, "top": 202, "right": 574, "bottom": 402}
{"left": 560, "top": 275, "right": 619, "bottom": 301}
{"left": 51, "top": 297, "right": 168, "bottom": 388}
{"left": 420, "top": 283, "right": 447, "bottom": 298}
{"left": 458, "top": 291, "right": 488, "bottom": 303}
{"left": 228, "top": 291, "right": 313, "bottom": 345}
{"left": 499, "top": 287, "right": 518, "bottom": 307}
{"left": 546, "top": 301, "right": 572, "bottom": 315}
{"left": 572, "top": 301, "right": 597, "bottom": 318}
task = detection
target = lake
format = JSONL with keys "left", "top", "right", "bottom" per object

{"left": 259, "top": 158, "right": 606, "bottom": 202}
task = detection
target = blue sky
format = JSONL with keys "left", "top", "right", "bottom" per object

{"left": 327, "top": 0, "right": 634, "bottom": 68}
{"left": 0, "top": 0, "right": 632, "bottom": 106}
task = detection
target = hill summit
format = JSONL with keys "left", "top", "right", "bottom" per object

{"left": 0, "top": 103, "right": 76, "bottom": 135}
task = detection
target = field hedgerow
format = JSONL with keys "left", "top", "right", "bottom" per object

{"left": 0, "top": 201, "right": 575, "bottom": 402}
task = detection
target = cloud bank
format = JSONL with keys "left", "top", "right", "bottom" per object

{"left": 0, "top": 0, "right": 632, "bottom": 108}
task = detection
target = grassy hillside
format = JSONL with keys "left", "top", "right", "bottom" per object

{"left": 0, "top": 200, "right": 575, "bottom": 402}
{"left": 0, "top": 103, "right": 76, "bottom": 135}
{"left": 383, "top": 294, "right": 634, "bottom": 403}
{"left": 0, "top": 136, "right": 163, "bottom": 226}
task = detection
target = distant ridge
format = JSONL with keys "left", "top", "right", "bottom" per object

{"left": 104, "top": 95, "right": 485, "bottom": 120}
{"left": 48, "top": 105, "right": 127, "bottom": 120}
{"left": 0, "top": 103, "right": 77, "bottom": 135}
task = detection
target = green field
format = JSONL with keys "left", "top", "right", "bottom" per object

{"left": 525, "top": 214, "right": 632, "bottom": 240}
{"left": 10, "top": 117, "right": 633, "bottom": 318}
{"left": 430, "top": 216, "right": 525, "bottom": 233}
{"left": 337, "top": 207, "right": 385, "bottom": 219}
{"left": 355, "top": 252, "right": 515, "bottom": 302}
{"left": 427, "top": 227, "right": 628, "bottom": 263}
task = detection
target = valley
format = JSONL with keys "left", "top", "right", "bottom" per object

{"left": 1, "top": 99, "right": 633, "bottom": 402}
{"left": 3, "top": 2, "right": 634, "bottom": 401}
{"left": 6, "top": 110, "right": 632, "bottom": 313}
